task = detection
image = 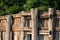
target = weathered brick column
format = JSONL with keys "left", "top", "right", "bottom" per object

{"left": 5, "top": 15, "right": 12, "bottom": 40}
{"left": 31, "top": 8, "right": 38, "bottom": 40}
{"left": 48, "top": 8, "right": 54, "bottom": 40}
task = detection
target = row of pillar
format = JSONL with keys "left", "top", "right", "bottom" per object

{"left": 3, "top": 8, "right": 59, "bottom": 40}
{"left": 31, "top": 8, "right": 55, "bottom": 40}
{"left": 5, "top": 8, "right": 54, "bottom": 40}
{"left": 31, "top": 8, "right": 54, "bottom": 40}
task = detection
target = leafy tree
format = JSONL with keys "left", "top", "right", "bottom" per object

{"left": 0, "top": 0, "right": 60, "bottom": 16}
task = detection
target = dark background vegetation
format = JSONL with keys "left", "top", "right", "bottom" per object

{"left": 0, "top": 0, "right": 60, "bottom": 16}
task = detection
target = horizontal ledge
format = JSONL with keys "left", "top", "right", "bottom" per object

{"left": 27, "top": 33, "right": 49, "bottom": 35}
{"left": 39, "top": 13, "right": 50, "bottom": 18}
{"left": 12, "top": 27, "right": 31, "bottom": 32}
{"left": 56, "top": 27, "right": 60, "bottom": 32}
{"left": 39, "top": 33, "right": 49, "bottom": 35}
{"left": 21, "top": 13, "right": 31, "bottom": 16}
{"left": 39, "top": 30, "right": 49, "bottom": 35}
{"left": 40, "top": 27, "right": 48, "bottom": 30}
{"left": 0, "top": 26, "right": 60, "bottom": 32}
{"left": 57, "top": 16, "right": 60, "bottom": 18}
{"left": 0, "top": 26, "right": 6, "bottom": 31}
{"left": 27, "top": 30, "right": 49, "bottom": 35}
{"left": 12, "top": 14, "right": 21, "bottom": 18}
{"left": 12, "top": 26, "right": 48, "bottom": 31}
{"left": 0, "top": 16, "right": 7, "bottom": 20}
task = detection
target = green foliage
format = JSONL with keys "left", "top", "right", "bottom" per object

{"left": 0, "top": 0, "right": 60, "bottom": 15}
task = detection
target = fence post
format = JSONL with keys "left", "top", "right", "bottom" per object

{"left": 48, "top": 8, "right": 54, "bottom": 40}
{"left": 31, "top": 8, "right": 38, "bottom": 40}
{"left": 20, "top": 11, "right": 25, "bottom": 40}
{"left": 5, "top": 15, "right": 12, "bottom": 40}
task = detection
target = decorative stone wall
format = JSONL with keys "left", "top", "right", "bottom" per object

{"left": 0, "top": 8, "right": 60, "bottom": 40}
